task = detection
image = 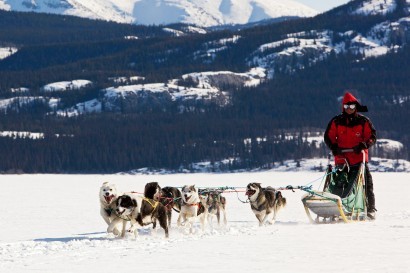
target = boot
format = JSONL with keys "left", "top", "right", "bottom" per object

{"left": 367, "top": 208, "right": 377, "bottom": 220}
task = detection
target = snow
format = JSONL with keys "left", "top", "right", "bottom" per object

{"left": 376, "top": 138, "right": 404, "bottom": 151}
{"left": 0, "top": 171, "right": 409, "bottom": 272}
{"left": 193, "top": 35, "right": 242, "bottom": 61}
{"left": 163, "top": 27, "right": 185, "bottom": 37}
{"left": 183, "top": 25, "right": 207, "bottom": 34}
{"left": 0, "top": 47, "right": 18, "bottom": 60}
{"left": 10, "top": 87, "right": 30, "bottom": 93}
{"left": 42, "top": 80, "right": 92, "bottom": 92}
{"left": 0, "top": 0, "right": 317, "bottom": 27}
{"left": 182, "top": 69, "right": 265, "bottom": 88}
{"left": 351, "top": 35, "right": 389, "bottom": 57}
{"left": 56, "top": 98, "right": 101, "bottom": 117}
{"left": 124, "top": 35, "right": 139, "bottom": 40}
{"left": 108, "top": 76, "right": 145, "bottom": 84}
{"left": 352, "top": 0, "right": 397, "bottom": 16}
{"left": 250, "top": 30, "right": 340, "bottom": 77}
{"left": 0, "top": 131, "right": 44, "bottom": 139}
{"left": 0, "top": 96, "right": 53, "bottom": 112}
{"left": 0, "top": 0, "right": 10, "bottom": 10}
{"left": 131, "top": 0, "right": 317, "bottom": 26}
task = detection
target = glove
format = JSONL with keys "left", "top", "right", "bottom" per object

{"left": 330, "top": 143, "right": 341, "bottom": 156}
{"left": 353, "top": 142, "right": 367, "bottom": 154}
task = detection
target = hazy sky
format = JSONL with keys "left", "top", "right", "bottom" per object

{"left": 295, "top": 0, "right": 351, "bottom": 12}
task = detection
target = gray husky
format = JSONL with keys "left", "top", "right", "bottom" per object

{"left": 245, "top": 182, "right": 286, "bottom": 226}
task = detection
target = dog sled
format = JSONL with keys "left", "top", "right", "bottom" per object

{"left": 301, "top": 150, "right": 367, "bottom": 223}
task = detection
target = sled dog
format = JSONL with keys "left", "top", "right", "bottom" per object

{"left": 99, "top": 182, "right": 126, "bottom": 236}
{"left": 245, "top": 182, "right": 286, "bottom": 226}
{"left": 159, "top": 186, "right": 182, "bottom": 227}
{"left": 144, "top": 182, "right": 162, "bottom": 200}
{"left": 206, "top": 190, "right": 227, "bottom": 228}
{"left": 144, "top": 182, "right": 182, "bottom": 227}
{"left": 177, "top": 185, "right": 207, "bottom": 233}
{"left": 115, "top": 193, "right": 169, "bottom": 238}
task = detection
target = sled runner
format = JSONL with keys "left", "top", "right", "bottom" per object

{"left": 301, "top": 150, "right": 367, "bottom": 223}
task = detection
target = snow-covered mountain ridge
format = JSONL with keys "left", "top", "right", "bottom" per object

{"left": 0, "top": 0, "right": 317, "bottom": 27}
{"left": 2, "top": 0, "right": 410, "bottom": 115}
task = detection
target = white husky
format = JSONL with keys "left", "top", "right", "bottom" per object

{"left": 177, "top": 185, "right": 207, "bottom": 234}
{"left": 99, "top": 182, "right": 126, "bottom": 236}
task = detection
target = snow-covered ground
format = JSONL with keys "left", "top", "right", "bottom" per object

{"left": 1, "top": 171, "right": 409, "bottom": 273}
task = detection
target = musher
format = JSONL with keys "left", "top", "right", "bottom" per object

{"left": 324, "top": 91, "right": 377, "bottom": 220}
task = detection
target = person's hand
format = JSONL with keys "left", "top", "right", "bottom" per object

{"left": 353, "top": 142, "right": 367, "bottom": 154}
{"left": 330, "top": 144, "right": 341, "bottom": 156}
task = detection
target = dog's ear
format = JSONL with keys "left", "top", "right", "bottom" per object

{"left": 276, "top": 191, "right": 282, "bottom": 198}
{"left": 254, "top": 182, "right": 261, "bottom": 188}
{"left": 132, "top": 199, "right": 138, "bottom": 207}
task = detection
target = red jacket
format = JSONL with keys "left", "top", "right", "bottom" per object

{"left": 324, "top": 93, "right": 376, "bottom": 165}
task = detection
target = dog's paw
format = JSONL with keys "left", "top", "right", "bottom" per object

{"left": 127, "top": 228, "right": 135, "bottom": 233}
{"left": 112, "top": 229, "right": 121, "bottom": 236}
{"left": 268, "top": 219, "right": 276, "bottom": 225}
{"left": 106, "top": 233, "right": 116, "bottom": 239}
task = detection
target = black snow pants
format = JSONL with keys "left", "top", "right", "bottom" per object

{"left": 364, "top": 163, "right": 376, "bottom": 212}
{"left": 349, "top": 163, "right": 376, "bottom": 211}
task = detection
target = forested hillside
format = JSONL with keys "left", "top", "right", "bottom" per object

{"left": 0, "top": 0, "right": 409, "bottom": 173}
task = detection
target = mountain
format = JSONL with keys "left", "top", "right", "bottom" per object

{"left": 0, "top": 0, "right": 318, "bottom": 27}
{"left": 0, "top": 0, "right": 409, "bottom": 173}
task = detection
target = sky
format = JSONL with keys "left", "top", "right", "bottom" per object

{"left": 1, "top": 171, "right": 409, "bottom": 273}
{"left": 296, "top": 0, "right": 351, "bottom": 12}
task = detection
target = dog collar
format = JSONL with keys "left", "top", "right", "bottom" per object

{"left": 183, "top": 202, "right": 200, "bottom": 207}
{"left": 105, "top": 208, "right": 114, "bottom": 217}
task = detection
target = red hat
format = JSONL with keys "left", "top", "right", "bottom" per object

{"left": 342, "top": 92, "right": 368, "bottom": 112}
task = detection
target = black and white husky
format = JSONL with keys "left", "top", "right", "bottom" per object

{"left": 144, "top": 182, "right": 182, "bottom": 228}
{"left": 99, "top": 182, "right": 126, "bottom": 236}
{"left": 115, "top": 193, "right": 169, "bottom": 238}
{"left": 245, "top": 182, "right": 286, "bottom": 226}
{"left": 177, "top": 185, "right": 207, "bottom": 233}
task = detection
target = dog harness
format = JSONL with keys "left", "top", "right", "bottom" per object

{"left": 183, "top": 202, "right": 205, "bottom": 216}
{"left": 115, "top": 205, "right": 136, "bottom": 221}
{"left": 250, "top": 203, "right": 266, "bottom": 212}
{"left": 104, "top": 208, "right": 114, "bottom": 217}
{"left": 143, "top": 197, "right": 159, "bottom": 209}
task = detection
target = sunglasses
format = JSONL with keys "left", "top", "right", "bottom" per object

{"left": 343, "top": 104, "right": 356, "bottom": 110}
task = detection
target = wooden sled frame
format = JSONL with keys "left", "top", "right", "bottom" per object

{"left": 302, "top": 151, "right": 367, "bottom": 224}
{"left": 302, "top": 192, "right": 350, "bottom": 223}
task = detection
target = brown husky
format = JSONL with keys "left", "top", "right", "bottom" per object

{"left": 245, "top": 182, "right": 286, "bottom": 226}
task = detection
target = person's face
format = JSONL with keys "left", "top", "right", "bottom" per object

{"left": 343, "top": 103, "right": 356, "bottom": 114}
